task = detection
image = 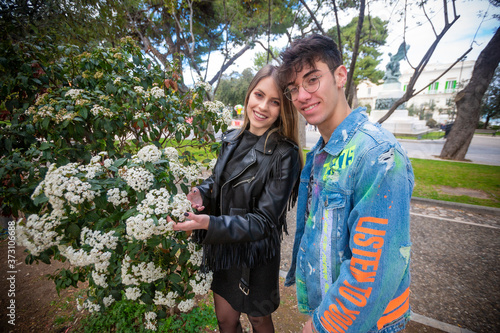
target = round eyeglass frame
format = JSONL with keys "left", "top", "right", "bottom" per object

{"left": 284, "top": 67, "right": 337, "bottom": 102}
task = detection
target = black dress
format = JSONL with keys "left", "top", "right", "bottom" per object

{"left": 210, "top": 130, "right": 281, "bottom": 316}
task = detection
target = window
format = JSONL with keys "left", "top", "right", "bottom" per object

{"left": 428, "top": 82, "right": 439, "bottom": 94}
{"left": 445, "top": 80, "right": 457, "bottom": 93}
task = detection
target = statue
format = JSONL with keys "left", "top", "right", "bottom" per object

{"left": 383, "top": 42, "right": 410, "bottom": 84}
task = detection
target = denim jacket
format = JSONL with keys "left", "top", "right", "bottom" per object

{"left": 286, "top": 107, "right": 414, "bottom": 333}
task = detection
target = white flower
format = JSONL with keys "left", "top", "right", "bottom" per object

{"left": 134, "top": 86, "right": 145, "bottom": 94}
{"left": 150, "top": 86, "right": 165, "bottom": 98}
{"left": 208, "top": 158, "right": 217, "bottom": 170}
{"left": 153, "top": 290, "right": 178, "bottom": 307}
{"left": 92, "top": 270, "right": 108, "bottom": 288}
{"left": 107, "top": 188, "right": 129, "bottom": 206}
{"left": 163, "top": 147, "right": 179, "bottom": 161}
{"left": 178, "top": 298, "right": 195, "bottom": 313}
{"left": 66, "top": 89, "right": 84, "bottom": 99}
{"left": 137, "top": 145, "right": 161, "bottom": 163}
{"left": 144, "top": 311, "right": 157, "bottom": 331}
{"left": 121, "top": 166, "right": 154, "bottom": 192}
{"left": 190, "top": 271, "right": 213, "bottom": 295}
{"left": 125, "top": 287, "right": 142, "bottom": 300}
{"left": 194, "top": 81, "right": 213, "bottom": 93}
{"left": 103, "top": 295, "right": 115, "bottom": 307}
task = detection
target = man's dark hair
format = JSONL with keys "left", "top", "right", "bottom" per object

{"left": 279, "top": 34, "right": 342, "bottom": 86}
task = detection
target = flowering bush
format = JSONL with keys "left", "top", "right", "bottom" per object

{"left": 2, "top": 37, "right": 229, "bottom": 330}
{"left": 16, "top": 145, "right": 215, "bottom": 330}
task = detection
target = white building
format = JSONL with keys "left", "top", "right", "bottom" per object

{"left": 357, "top": 60, "right": 475, "bottom": 125}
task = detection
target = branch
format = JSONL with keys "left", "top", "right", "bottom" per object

{"left": 299, "top": 0, "right": 326, "bottom": 35}
{"left": 345, "top": 0, "right": 365, "bottom": 106}
{"left": 331, "top": 0, "right": 343, "bottom": 60}
{"left": 208, "top": 44, "right": 252, "bottom": 86}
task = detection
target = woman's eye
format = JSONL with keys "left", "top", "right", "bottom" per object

{"left": 272, "top": 100, "right": 280, "bottom": 106}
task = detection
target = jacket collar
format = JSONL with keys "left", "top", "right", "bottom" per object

{"left": 313, "top": 107, "right": 368, "bottom": 156}
{"left": 222, "top": 126, "right": 280, "bottom": 155}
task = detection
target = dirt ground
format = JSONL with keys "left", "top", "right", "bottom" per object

{"left": 0, "top": 240, "right": 442, "bottom": 333}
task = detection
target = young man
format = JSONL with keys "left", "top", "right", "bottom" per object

{"left": 279, "top": 34, "right": 414, "bottom": 333}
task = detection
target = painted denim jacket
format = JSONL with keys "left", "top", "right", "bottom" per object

{"left": 286, "top": 107, "right": 414, "bottom": 333}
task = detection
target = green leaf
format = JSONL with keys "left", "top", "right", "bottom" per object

{"left": 67, "top": 223, "right": 81, "bottom": 238}
{"left": 33, "top": 194, "right": 49, "bottom": 206}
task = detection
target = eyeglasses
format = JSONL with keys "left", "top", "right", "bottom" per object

{"left": 284, "top": 69, "right": 335, "bottom": 102}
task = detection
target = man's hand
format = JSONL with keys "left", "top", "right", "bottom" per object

{"left": 186, "top": 187, "right": 205, "bottom": 211}
{"left": 172, "top": 212, "right": 209, "bottom": 231}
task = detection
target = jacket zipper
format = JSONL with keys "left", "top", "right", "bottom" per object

{"left": 220, "top": 161, "right": 255, "bottom": 213}
{"left": 233, "top": 176, "right": 255, "bottom": 188}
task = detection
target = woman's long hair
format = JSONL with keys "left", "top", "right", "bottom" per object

{"left": 239, "top": 65, "right": 301, "bottom": 154}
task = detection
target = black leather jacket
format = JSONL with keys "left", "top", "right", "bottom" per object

{"left": 194, "top": 128, "right": 301, "bottom": 271}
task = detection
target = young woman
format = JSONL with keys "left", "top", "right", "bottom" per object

{"left": 173, "top": 65, "right": 302, "bottom": 332}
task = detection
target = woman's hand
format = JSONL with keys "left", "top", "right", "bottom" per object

{"left": 186, "top": 187, "right": 205, "bottom": 211}
{"left": 172, "top": 212, "right": 210, "bottom": 231}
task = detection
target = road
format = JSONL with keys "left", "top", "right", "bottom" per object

{"left": 305, "top": 130, "right": 500, "bottom": 166}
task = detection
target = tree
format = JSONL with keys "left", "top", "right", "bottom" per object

{"left": 121, "top": 0, "right": 295, "bottom": 89}
{"left": 440, "top": 28, "right": 500, "bottom": 160}
{"left": 328, "top": 15, "right": 388, "bottom": 108}
{"left": 480, "top": 65, "right": 500, "bottom": 128}
{"left": 215, "top": 68, "right": 255, "bottom": 107}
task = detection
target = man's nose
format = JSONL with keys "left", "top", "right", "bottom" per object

{"left": 296, "top": 85, "right": 312, "bottom": 102}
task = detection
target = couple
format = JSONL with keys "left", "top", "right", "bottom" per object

{"left": 173, "top": 34, "right": 414, "bottom": 333}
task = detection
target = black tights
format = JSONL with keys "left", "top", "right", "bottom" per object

{"left": 213, "top": 292, "right": 275, "bottom": 333}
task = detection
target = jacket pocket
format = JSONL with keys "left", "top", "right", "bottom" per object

{"left": 232, "top": 176, "right": 255, "bottom": 188}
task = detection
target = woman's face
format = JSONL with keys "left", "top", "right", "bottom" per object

{"left": 246, "top": 76, "right": 281, "bottom": 136}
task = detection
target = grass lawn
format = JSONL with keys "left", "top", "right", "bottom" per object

{"left": 410, "top": 158, "right": 500, "bottom": 208}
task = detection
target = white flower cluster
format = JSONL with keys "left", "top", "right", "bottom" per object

{"left": 107, "top": 188, "right": 129, "bottom": 206}
{"left": 66, "top": 89, "right": 85, "bottom": 99}
{"left": 153, "top": 290, "right": 178, "bottom": 307}
{"left": 144, "top": 312, "right": 157, "bottom": 331}
{"left": 137, "top": 145, "right": 161, "bottom": 163}
{"left": 187, "top": 241, "right": 203, "bottom": 267}
{"left": 163, "top": 147, "right": 179, "bottom": 161}
{"left": 125, "top": 286, "right": 142, "bottom": 300}
{"left": 81, "top": 227, "right": 118, "bottom": 251}
{"left": 169, "top": 193, "right": 192, "bottom": 221}
{"left": 92, "top": 270, "right": 108, "bottom": 288}
{"left": 208, "top": 158, "right": 217, "bottom": 170}
{"left": 134, "top": 86, "right": 145, "bottom": 94}
{"left": 90, "top": 104, "right": 113, "bottom": 118}
{"left": 150, "top": 86, "right": 165, "bottom": 99}
{"left": 103, "top": 295, "right": 115, "bottom": 308}
{"left": 190, "top": 271, "right": 213, "bottom": 296}
{"left": 170, "top": 161, "right": 202, "bottom": 184}
{"left": 194, "top": 81, "right": 213, "bottom": 93}
{"left": 176, "top": 122, "right": 189, "bottom": 134}
{"left": 125, "top": 214, "right": 174, "bottom": 241}
{"left": 79, "top": 299, "right": 101, "bottom": 313}
{"left": 133, "top": 112, "right": 151, "bottom": 120}
{"left": 203, "top": 100, "right": 224, "bottom": 114}
{"left": 178, "top": 299, "right": 195, "bottom": 313}
{"left": 120, "top": 166, "right": 154, "bottom": 192}
{"left": 59, "top": 245, "right": 112, "bottom": 272}
{"left": 137, "top": 188, "right": 170, "bottom": 216}
{"left": 121, "top": 255, "right": 166, "bottom": 285}
{"left": 113, "top": 77, "right": 121, "bottom": 84}
{"left": 32, "top": 163, "right": 97, "bottom": 211}
{"left": 218, "top": 106, "right": 233, "bottom": 126}
{"left": 16, "top": 213, "right": 64, "bottom": 256}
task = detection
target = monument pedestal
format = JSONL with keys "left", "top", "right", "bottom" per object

{"left": 369, "top": 87, "right": 429, "bottom": 135}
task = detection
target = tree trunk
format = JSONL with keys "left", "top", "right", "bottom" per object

{"left": 440, "top": 28, "right": 500, "bottom": 160}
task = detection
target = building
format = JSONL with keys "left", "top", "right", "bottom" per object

{"left": 357, "top": 60, "right": 475, "bottom": 125}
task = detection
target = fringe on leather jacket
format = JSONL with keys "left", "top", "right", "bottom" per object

{"left": 193, "top": 128, "right": 301, "bottom": 272}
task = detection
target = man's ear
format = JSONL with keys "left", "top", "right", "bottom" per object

{"left": 334, "top": 65, "right": 348, "bottom": 89}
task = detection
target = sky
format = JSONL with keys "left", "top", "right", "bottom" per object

{"left": 184, "top": 0, "right": 499, "bottom": 86}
